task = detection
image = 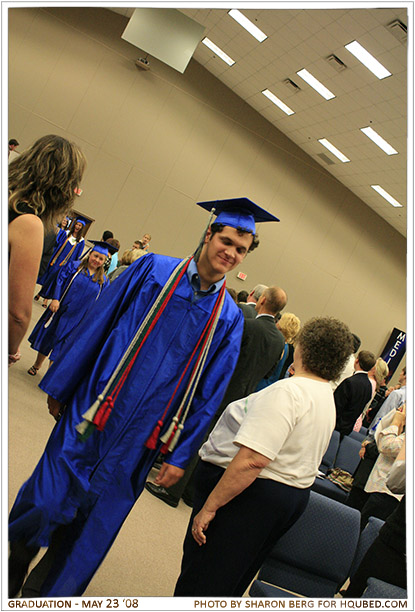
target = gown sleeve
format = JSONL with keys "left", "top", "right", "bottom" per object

{"left": 50, "top": 260, "right": 80, "bottom": 301}
{"left": 39, "top": 254, "right": 157, "bottom": 404}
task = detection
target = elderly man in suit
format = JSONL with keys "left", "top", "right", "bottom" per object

{"left": 146, "top": 285, "right": 287, "bottom": 507}
{"left": 238, "top": 284, "right": 268, "bottom": 319}
{"left": 334, "top": 350, "right": 376, "bottom": 437}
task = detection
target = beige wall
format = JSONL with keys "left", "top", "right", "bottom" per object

{"left": 9, "top": 7, "right": 406, "bottom": 379}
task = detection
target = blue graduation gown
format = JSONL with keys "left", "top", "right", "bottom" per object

{"left": 9, "top": 253, "right": 243, "bottom": 596}
{"left": 29, "top": 260, "right": 109, "bottom": 361}
{"left": 38, "top": 234, "right": 85, "bottom": 296}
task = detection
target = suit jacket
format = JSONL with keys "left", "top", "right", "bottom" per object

{"left": 334, "top": 372, "right": 373, "bottom": 436}
{"left": 238, "top": 302, "right": 257, "bottom": 319}
{"left": 217, "top": 314, "right": 285, "bottom": 417}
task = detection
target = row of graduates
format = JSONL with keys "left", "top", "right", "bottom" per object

{"left": 28, "top": 241, "right": 112, "bottom": 376}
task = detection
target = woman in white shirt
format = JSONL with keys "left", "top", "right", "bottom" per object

{"left": 174, "top": 316, "right": 354, "bottom": 596}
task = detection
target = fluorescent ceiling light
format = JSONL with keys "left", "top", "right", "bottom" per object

{"left": 228, "top": 9, "right": 267, "bottom": 42}
{"left": 371, "top": 185, "right": 402, "bottom": 207}
{"left": 318, "top": 138, "right": 350, "bottom": 162}
{"left": 360, "top": 127, "right": 398, "bottom": 155}
{"left": 345, "top": 41, "right": 391, "bottom": 79}
{"left": 262, "top": 89, "right": 294, "bottom": 116}
{"left": 296, "top": 69, "right": 335, "bottom": 100}
{"left": 202, "top": 38, "right": 235, "bottom": 66}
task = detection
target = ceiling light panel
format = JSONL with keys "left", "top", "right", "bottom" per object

{"left": 201, "top": 38, "right": 235, "bottom": 66}
{"left": 296, "top": 68, "right": 335, "bottom": 100}
{"left": 318, "top": 138, "right": 350, "bottom": 162}
{"left": 228, "top": 9, "right": 267, "bottom": 43}
{"left": 360, "top": 127, "right": 398, "bottom": 155}
{"left": 371, "top": 185, "right": 402, "bottom": 207}
{"left": 345, "top": 40, "right": 391, "bottom": 79}
{"left": 262, "top": 89, "right": 295, "bottom": 115}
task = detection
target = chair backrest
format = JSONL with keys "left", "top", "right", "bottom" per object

{"left": 320, "top": 430, "right": 340, "bottom": 472}
{"left": 359, "top": 426, "right": 368, "bottom": 436}
{"left": 335, "top": 435, "right": 362, "bottom": 474}
{"left": 257, "top": 491, "right": 361, "bottom": 598}
{"left": 363, "top": 577, "right": 407, "bottom": 599}
{"left": 349, "top": 516, "right": 385, "bottom": 578}
{"left": 348, "top": 430, "right": 365, "bottom": 443}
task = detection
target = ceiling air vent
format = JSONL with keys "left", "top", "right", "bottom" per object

{"left": 386, "top": 19, "right": 407, "bottom": 43}
{"left": 317, "top": 153, "right": 335, "bottom": 166}
{"left": 326, "top": 54, "right": 347, "bottom": 72}
{"left": 284, "top": 78, "right": 301, "bottom": 93}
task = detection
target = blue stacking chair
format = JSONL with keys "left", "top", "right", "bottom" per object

{"left": 348, "top": 430, "right": 365, "bottom": 443}
{"left": 362, "top": 577, "right": 407, "bottom": 598}
{"left": 318, "top": 430, "right": 340, "bottom": 475}
{"left": 312, "top": 435, "right": 361, "bottom": 502}
{"left": 348, "top": 516, "right": 385, "bottom": 578}
{"left": 250, "top": 491, "right": 361, "bottom": 598}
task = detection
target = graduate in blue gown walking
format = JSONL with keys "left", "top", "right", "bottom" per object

{"left": 27, "top": 241, "right": 110, "bottom": 377}
{"left": 36, "top": 217, "right": 88, "bottom": 307}
{"left": 9, "top": 198, "right": 279, "bottom": 598}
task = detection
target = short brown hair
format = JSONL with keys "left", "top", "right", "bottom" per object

{"left": 357, "top": 350, "right": 376, "bottom": 372}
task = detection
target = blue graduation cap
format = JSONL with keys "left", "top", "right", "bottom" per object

{"left": 89, "top": 240, "right": 115, "bottom": 256}
{"left": 197, "top": 197, "right": 279, "bottom": 235}
{"left": 74, "top": 215, "right": 90, "bottom": 227}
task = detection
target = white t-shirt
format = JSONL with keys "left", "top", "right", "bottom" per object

{"left": 200, "top": 376, "right": 336, "bottom": 489}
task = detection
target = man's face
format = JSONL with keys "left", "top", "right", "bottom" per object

{"left": 202, "top": 226, "right": 252, "bottom": 277}
{"left": 132, "top": 242, "right": 141, "bottom": 249}
{"left": 398, "top": 369, "right": 406, "bottom": 386}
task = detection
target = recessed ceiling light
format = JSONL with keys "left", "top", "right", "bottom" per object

{"left": 371, "top": 185, "right": 402, "bottom": 207}
{"left": 228, "top": 9, "right": 267, "bottom": 43}
{"left": 360, "top": 127, "right": 398, "bottom": 155}
{"left": 318, "top": 138, "right": 350, "bottom": 162}
{"left": 296, "top": 69, "right": 335, "bottom": 100}
{"left": 345, "top": 41, "right": 391, "bottom": 79}
{"left": 262, "top": 89, "right": 294, "bottom": 116}
{"left": 202, "top": 38, "right": 235, "bottom": 66}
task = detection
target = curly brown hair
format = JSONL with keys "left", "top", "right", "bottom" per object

{"left": 9, "top": 134, "right": 86, "bottom": 231}
{"left": 296, "top": 317, "right": 354, "bottom": 381}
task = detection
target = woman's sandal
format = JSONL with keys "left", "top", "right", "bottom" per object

{"left": 27, "top": 365, "right": 39, "bottom": 376}
{"left": 34, "top": 294, "right": 40, "bottom": 301}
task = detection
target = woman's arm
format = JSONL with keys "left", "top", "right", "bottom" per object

{"left": 8, "top": 214, "right": 44, "bottom": 356}
{"left": 191, "top": 445, "right": 271, "bottom": 545}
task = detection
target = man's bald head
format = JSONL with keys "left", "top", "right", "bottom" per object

{"left": 256, "top": 287, "right": 287, "bottom": 316}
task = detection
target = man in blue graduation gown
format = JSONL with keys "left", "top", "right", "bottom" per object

{"left": 9, "top": 198, "right": 279, "bottom": 597}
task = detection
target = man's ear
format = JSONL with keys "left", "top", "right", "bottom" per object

{"left": 204, "top": 227, "right": 212, "bottom": 244}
